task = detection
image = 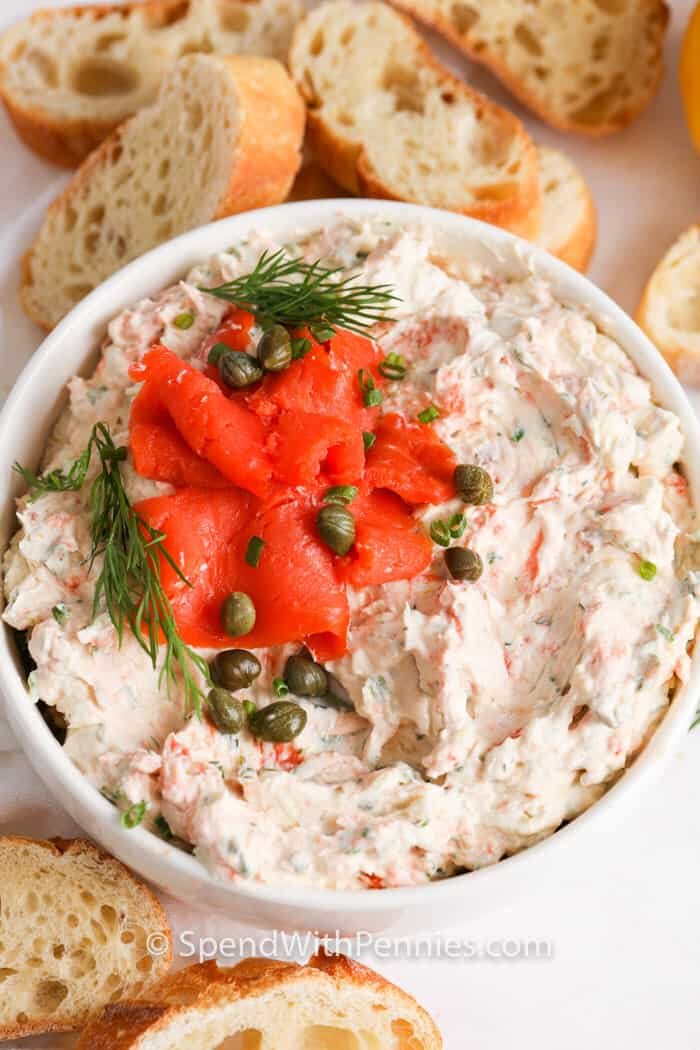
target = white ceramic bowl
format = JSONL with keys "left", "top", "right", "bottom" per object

{"left": 2, "top": 200, "right": 699, "bottom": 936}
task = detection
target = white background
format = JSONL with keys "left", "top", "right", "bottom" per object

{"left": 1, "top": 1, "right": 700, "bottom": 1047}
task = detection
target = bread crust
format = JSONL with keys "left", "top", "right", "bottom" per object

{"left": 0, "top": 0, "right": 197, "bottom": 167}
{"left": 291, "top": 6, "right": 540, "bottom": 236}
{"left": 389, "top": 0, "right": 669, "bottom": 136}
{"left": 77, "top": 950, "right": 443, "bottom": 1049}
{"left": 19, "top": 54, "right": 305, "bottom": 330}
{"left": 0, "top": 836, "right": 173, "bottom": 1041}
{"left": 213, "top": 55, "right": 305, "bottom": 217}
{"left": 555, "top": 180, "right": 597, "bottom": 272}
{"left": 636, "top": 224, "right": 700, "bottom": 384}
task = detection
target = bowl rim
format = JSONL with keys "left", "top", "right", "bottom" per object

{"left": 2, "top": 197, "right": 699, "bottom": 916}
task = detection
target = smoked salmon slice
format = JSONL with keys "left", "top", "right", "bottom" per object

{"left": 271, "top": 411, "right": 365, "bottom": 487}
{"left": 365, "top": 412, "right": 456, "bottom": 504}
{"left": 135, "top": 489, "right": 349, "bottom": 655}
{"left": 339, "top": 488, "right": 433, "bottom": 589}
{"left": 130, "top": 346, "right": 273, "bottom": 498}
{"left": 247, "top": 328, "right": 384, "bottom": 430}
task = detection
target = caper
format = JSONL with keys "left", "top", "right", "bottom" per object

{"left": 221, "top": 592, "right": 256, "bottom": 637}
{"left": 248, "top": 700, "right": 307, "bottom": 742}
{"left": 445, "top": 547, "right": 483, "bottom": 581}
{"left": 207, "top": 687, "right": 245, "bottom": 734}
{"left": 257, "top": 325, "right": 292, "bottom": 372}
{"left": 284, "top": 654, "right": 328, "bottom": 697}
{"left": 317, "top": 504, "right": 356, "bottom": 556}
{"left": 454, "top": 464, "right": 493, "bottom": 505}
{"left": 212, "top": 649, "right": 261, "bottom": 691}
{"left": 219, "top": 350, "right": 263, "bottom": 389}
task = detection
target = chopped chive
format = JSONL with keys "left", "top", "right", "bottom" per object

{"left": 418, "top": 404, "right": 440, "bottom": 424}
{"left": 290, "top": 337, "right": 312, "bottom": 360}
{"left": 363, "top": 431, "right": 376, "bottom": 451}
{"left": 245, "top": 535, "right": 266, "bottom": 568}
{"left": 656, "top": 623, "right": 674, "bottom": 642}
{"left": 378, "top": 352, "right": 407, "bottom": 380}
{"left": 208, "top": 342, "right": 230, "bottom": 365}
{"left": 121, "top": 801, "right": 147, "bottom": 829}
{"left": 311, "top": 323, "right": 336, "bottom": 343}
{"left": 51, "top": 603, "right": 68, "bottom": 625}
{"left": 638, "top": 559, "right": 657, "bottom": 581}
{"left": 448, "top": 513, "right": 467, "bottom": 539}
{"left": 155, "top": 814, "right": 172, "bottom": 840}
{"left": 511, "top": 426, "right": 526, "bottom": 443}
{"left": 358, "top": 368, "right": 383, "bottom": 408}
{"left": 430, "top": 520, "right": 451, "bottom": 547}
{"left": 273, "top": 677, "right": 289, "bottom": 697}
{"left": 173, "top": 311, "right": 195, "bottom": 330}
{"left": 323, "top": 485, "right": 358, "bottom": 506}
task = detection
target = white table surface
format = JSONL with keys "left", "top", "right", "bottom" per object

{"left": 2, "top": 1, "right": 700, "bottom": 1047}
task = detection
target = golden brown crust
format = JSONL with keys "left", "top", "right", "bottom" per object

{"left": 389, "top": 0, "right": 669, "bottom": 136}
{"left": 291, "top": 7, "right": 540, "bottom": 236}
{"left": 213, "top": 55, "right": 305, "bottom": 217}
{"left": 78, "top": 954, "right": 443, "bottom": 1049}
{"left": 0, "top": 836, "right": 173, "bottom": 1041}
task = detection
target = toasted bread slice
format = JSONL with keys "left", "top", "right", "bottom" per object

{"left": 536, "top": 147, "right": 596, "bottom": 272}
{"left": 390, "top": 0, "right": 668, "bottom": 135}
{"left": 0, "top": 0, "right": 303, "bottom": 167}
{"left": 20, "top": 53, "right": 305, "bottom": 330}
{"left": 77, "top": 950, "right": 442, "bottom": 1049}
{"left": 637, "top": 225, "right": 700, "bottom": 385}
{"left": 289, "top": 0, "right": 540, "bottom": 237}
{"left": 0, "top": 836, "right": 172, "bottom": 1041}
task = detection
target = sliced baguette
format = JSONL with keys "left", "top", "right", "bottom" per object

{"left": 637, "top": 225, "right": 700, "bottom": 386}
{"left": 289, "top": 0, "right": 540, "bottom": 237}
{"left": 0, "top": 0, "right": 303, "bottom": 167}
{"left": 0, "top": 836, "right": 172, "bottom": 1041}
{"left": 390, "top": 0, "right": 669, "bottom": 135}
{"left": 20, "top": 53, "right": 305, "bottom": 330}
{"left": 536, "top": 146, "right": 596, "bottom": 272}
{"left": 77, "top": 950, "right": 442, "bottom": 1049}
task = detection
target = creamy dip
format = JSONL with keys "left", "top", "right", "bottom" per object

{"left": 4, "top": 218, "right": 699, "bottom": 890}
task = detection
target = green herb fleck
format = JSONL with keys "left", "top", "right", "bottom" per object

{"left": 207, "top": 342, "right": 230, "bottom": 365}
{"left": 511, "top": 426, "right": 526, "bottom": 443}
{"left": 656, "top": 623, "right": 674, "bottom": 642}
{"left": 430, "top": 520, "right": 451, "bottom": 547}
{"left": 173, "top": 311, "right": 195, "bottom": 330}
{"left": 273, "top": 677, "right": 289, "bottom": 697}
{"left": 242, "top": 699, "right": 257, "bottom": 720}
{"left": 418, "top": 404, "right": 440, "bottom": 424}
{"left": 122, "top": 801, "right": 147, "bottom": 829}
{"left": 290, "top": 337, "right": 312, "bottom": 360}
{"left": 51, "top": 603, "right": 68, "bottom": 625}
{"left": 323, "top": 485, "right": 358, "bottom": 506}
{"left": 362, "top": 431, "right": 376, "bottom": 452}
{"left": 639, "top": 559, "right": 657, "bottom": 581}
{"left": 378, "top": 352, "right": 407, "bottom": 381}
{"left": 448, "top": 513, "right": 466, "bottom": 539}
{"left": 155, "top": 814, "right": 172, "bottom": 839}
{"left": 358, "top": 369, "right": 383, "bottom": 408}
{"left": 245, "top": 535, "right": 266, "bottom": 568}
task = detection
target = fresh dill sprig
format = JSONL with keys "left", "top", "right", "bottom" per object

{"left": 202, "top": 249, "right": 399, "bottom": 341}
{"left": 14, "top": 423, "right": 210, "bottom": 715}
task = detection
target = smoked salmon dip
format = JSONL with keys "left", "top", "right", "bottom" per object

{"left": 4, "top": 217, "right": 699, "bottom": 890}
